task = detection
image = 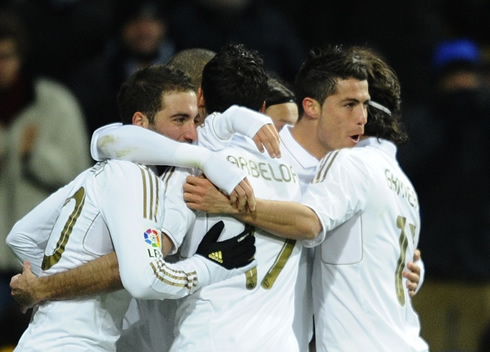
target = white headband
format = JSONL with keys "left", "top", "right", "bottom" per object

{"left": 368, "top": 101, "right": 392, "bottom": 116}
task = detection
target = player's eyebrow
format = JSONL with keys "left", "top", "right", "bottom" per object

{"left": 170, "top": 112, "right": 192, "bottom": 118}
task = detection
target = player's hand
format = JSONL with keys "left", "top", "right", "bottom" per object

{"left": 403, "top": 249, "right": 421, "bottom": 297}
{"left": 10, "top": 261, "right": 39, "bottom": 313}
{"left": 191, "top": 221, "right": 256, "bottom": 287}
{"left": 196, "top": 221, "right": 256, "bottom": 270}
{"left": 200, "top": 153, "right": 248, "bottom": 196}
{"left": 229, "top": 177, "right": 255, "bottom": 212}
{"left": 184, "top": 175, "right": 254, "bottom": 213}
{"left": 252, "top": 124, "right": 281, "bottom": 158}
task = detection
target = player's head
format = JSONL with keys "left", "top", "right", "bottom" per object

{"left": 294, "top": 45, "right": 370, "bottom": 119}
{"left": 117, "top": 64, "right": 200, "bottom": 143}
{"left": 201, "top": 43, "right": 268, "bottom": 114}
{"left": 294, "top": 45, "right": 370, "bottom": 154}
{"left": 350, "top": 47, "right": 409, "bottom": 146}
{"left": 166, "top": 48, "right": 216, "bottom": 89}
{"left": 265, "top": 73, "right": 298, "bottom": 131}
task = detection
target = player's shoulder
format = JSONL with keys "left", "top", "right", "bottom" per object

{"left": 92, "top": 160, "right": 156, "bottom": 179}
{"left": 336, "top": 141, "right": 383, "bottom": 164}
{"left": 321, "top": 147, "right": 363, "bottom": 166}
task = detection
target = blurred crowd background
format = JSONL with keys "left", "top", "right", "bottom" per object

{"left": 0, "top": 0, "right": 489, "bottom": 351}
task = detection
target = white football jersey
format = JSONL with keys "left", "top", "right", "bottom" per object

{"left": 170, "top": 134, "right": 303, "bottom": 352}
{"left": 280, "top": 125, "right": 317, "bottom": 351}
{"left": 301, "top": 138, "right": 429, "bottom": 351}
{"left": 8, "top": 160, "right": 203, "bottom": 352}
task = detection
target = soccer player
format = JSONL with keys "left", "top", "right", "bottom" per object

{"left": 185, "top": 46, "right": 429, "bottom": 351}
{"left": 87, "top": 45, "right": 424, "bottom": 351}
{"left": 87, "top": 43, "right": 303, "bottom": 351}
{"left": 264, "top": 73, "right": 298, "bottom": 131}
{"left": 6, "top": 65, "right": 258, "bottom": 351}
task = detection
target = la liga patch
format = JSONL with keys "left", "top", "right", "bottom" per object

{"left": 144, "top": 228, "right": 161, "bottom": 248}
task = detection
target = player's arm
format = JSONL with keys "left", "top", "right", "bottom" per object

{"left": 9, "top": 228, "right": 177, "bottom": 312}
{"left": 199, "top": 105, "right": 281, "bottom": 158}
{"left": 6, "top": 181, "right": 75, "bottom": 276}
{"left": 102, "top": 163, "right": 256, "bottom": 300}
{"left": 183, "top": 175, "right": 321, "bottom": 240}
{"left": 10, "top": 253, "right": 122, "bottom": 312}
{"left": 91, "top": 123, "right": 249, "bottom": 198}
{"left": 121, "top": 222, "right": 257, "bottom": 300}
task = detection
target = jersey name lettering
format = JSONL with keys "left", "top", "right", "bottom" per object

{"left": 384, "top": 169, "right": 418, "bottom": 208}
{"left": 226, "top": 155, "right": 298, "bottom": 184}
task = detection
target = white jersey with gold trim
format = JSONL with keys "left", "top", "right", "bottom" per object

{"left": 301, "top": 138, "right": 429, "bottom": 352}
{"left": 80, "top": 108, "right": 275, "bottom": 352}
{"left": 280, "top": 125, "right": 317, "bottom": 351}
{"left": 7, "top": 160, "right": 209, "bottom": 352}
{"left": 170, "top": 134, "right": 303, "bottom": 352}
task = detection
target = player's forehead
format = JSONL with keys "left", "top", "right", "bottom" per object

{"left": 328, "top": 78, "right": 369, "bottom": 103}
{"left": 160, "top": 90, "right": 198, "bottom": 112}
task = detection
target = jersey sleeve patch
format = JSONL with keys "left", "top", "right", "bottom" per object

{"left": 144, "top": 228, "right": 163, "bottom": 259}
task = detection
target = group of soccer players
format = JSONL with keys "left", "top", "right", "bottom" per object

{"left": 7, "top": 42, "right": 428, "bottom": 351}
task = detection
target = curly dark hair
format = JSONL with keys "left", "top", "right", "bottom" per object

{"left": 201, "top": 43, "right": 268, "bottom": 113}
{"left": 117, "top": 64, "right": 196, "bottom": 125}
{"left": 350, "top": 47, "right": 409, "bottom": 146}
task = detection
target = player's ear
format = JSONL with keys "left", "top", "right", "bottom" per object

{"left": 302, "top": 97, "right": 321, "bottom": 120}
{"left": 197, "top": 87, "right": 206, "bottom": 110}
{"left": 132, "top": 112, "right": 149, "bottom": 127}
{"left": 259, "top": 101, "right": 266, "bottom": 113}
{"left": 197, "top": 87, "right": 209, "bottom": 117}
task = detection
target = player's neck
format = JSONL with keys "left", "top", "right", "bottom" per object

{"left": 291, "top": 123, "right": 325, "bottom": 160}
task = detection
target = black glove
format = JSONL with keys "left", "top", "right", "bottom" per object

{"left": 196, "top": 221, "right": 256, "bottom": 270}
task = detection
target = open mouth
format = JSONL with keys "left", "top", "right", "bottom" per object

{"left": 350, "top": 134, "right": 360, "bottom": 143}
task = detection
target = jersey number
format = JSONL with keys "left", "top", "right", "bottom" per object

{"left": 42, "top": 187, "right": 86, "bottom": 270}
{"left": 245, "top": 233, "right": 296, "bottom": 290}
{"left": 395, "top": 215, "right": 416, "bottom": 306}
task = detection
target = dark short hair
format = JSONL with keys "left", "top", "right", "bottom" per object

{"left": 166, "top": 48, "right": 216, "bottom": 88}
{"left": 294, "top": 45, "right": 369, "bottom": 119}
{"left": 201, "top": 43, "right": 268, "bottom": 113}
{"left": 117, "top": 64, "right": 196, "bottom": 124}
{"left": 265, "top": 73, "right": 296, "bottom": 108}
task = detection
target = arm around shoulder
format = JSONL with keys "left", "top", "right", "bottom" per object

{"left": 235, "top": 199, "right": 322, "bottom": 240}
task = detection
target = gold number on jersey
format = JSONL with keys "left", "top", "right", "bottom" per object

{"left": 395, "top": 215, "right": 416, "bottom": 306}
{"left": 42, "top": 187, "right": 86, "bottom": 270}
{"left": 245, "top": 238, "right": 296, "bottom": 290}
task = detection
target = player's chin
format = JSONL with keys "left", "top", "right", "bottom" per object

{"left": 338, "top": 138, "right": 358, "bottom": 149}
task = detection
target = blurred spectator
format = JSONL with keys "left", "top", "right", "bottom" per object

{"left": 412, "top": 38, "right": 490, "bottom": 352}
{"left": 66, "top": 1, "right": 176, "bottom": 135}
{"left": 167, "top": 0, "right": 306, "bottom": 83}
{"left": 0, "top": 11, "right": 91, "bottom": 348}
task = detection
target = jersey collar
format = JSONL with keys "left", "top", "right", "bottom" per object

{"left": 280, "top": 125, "right": 319, "bottom": 169}
{"left": 357, "top": 137, "right": 397, "bottom": 158}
